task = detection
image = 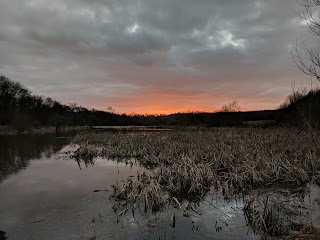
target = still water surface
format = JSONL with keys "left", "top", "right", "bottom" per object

{"left": 0, "top": 133, "right": 261, "bottom": 239}
{"left": 0, "top": 133, "right": 148, "bottom": 239}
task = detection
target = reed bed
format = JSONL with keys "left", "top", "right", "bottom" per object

{"left": 74, "top": 127, "right": 320, "bottom": 213}
{"left": 243, "top": 185, "right": 320, "bottom": 238}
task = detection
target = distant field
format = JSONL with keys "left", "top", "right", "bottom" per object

{"left": 243, "top": 120, "right": 276, "bottom": 126}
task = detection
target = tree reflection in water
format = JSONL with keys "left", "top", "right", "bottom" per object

{"left": 0, "top": 133, "right": 73, "bottom": 182}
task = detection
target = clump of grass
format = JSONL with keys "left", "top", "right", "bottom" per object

{"left": 111, "top": 156, "right": 214, "bottom": 212}
{"left": 158, "top": 156, "right": 215, "bottom": 201}
{"left": 243, "top": 188, "right": 320, "bottom": 238}
{"left": 112, "top": 172, "right": 169, "bottom": 213}
{"left": 243, "top": 195, "right": 289, "bottom": 236}
{"left": 243, "top": 191, "right": 320, "bottom": 239}
{"left": 288, "top": 223, "right": 320, "bottom": 239}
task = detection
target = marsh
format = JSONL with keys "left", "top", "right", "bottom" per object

{"left": 1, "top": 128, "right": 320, "bottom": 239}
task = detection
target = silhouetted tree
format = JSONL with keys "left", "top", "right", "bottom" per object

{"left": 220, "top": 100, "right": 241, "bottom": 112}
{"left": 292, "top": 0, "right": 320, "bottom": 80}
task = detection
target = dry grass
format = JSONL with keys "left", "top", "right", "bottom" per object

{"left": 243, "top": 194, "right": 290, "bottom": 236}
{"left": 243, "top": 187, "right": 320, "bottom": 239}
{"left": 112, "top": 172, "right": 169, "bottom": 213}
{"left": 74, "top": 127, "right": 320, "bottom": 216}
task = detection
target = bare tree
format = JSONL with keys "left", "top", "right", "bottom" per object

{"left": 107, "top": 106, "right": 115, "bottom": 113}
{"left": 221, "top": 100, "right": 241, "bottom": 112}
{"left": 292, "top": 0, "right": 320, "bottom": 80}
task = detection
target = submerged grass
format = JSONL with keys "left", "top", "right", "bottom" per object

{"left": 74, "top": 127, "right": 320, "bottom": 235}
{"left": 243, "top": 185, "right": 320, "bottom": 238}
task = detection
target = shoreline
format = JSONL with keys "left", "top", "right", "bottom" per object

{"left": 0, "top": 125, "right": 90, "bottom": 135}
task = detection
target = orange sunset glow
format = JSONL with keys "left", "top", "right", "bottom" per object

{"left": 1, "top": 0, "right": 318, "bottom": 115}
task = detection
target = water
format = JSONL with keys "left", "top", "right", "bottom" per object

{"left": 0, "top": 133, "right": 145, "bottom": 240}
{"left": 1, "top": 133, "right": 320, "bottom": 239}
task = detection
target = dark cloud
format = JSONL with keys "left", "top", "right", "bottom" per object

{"left": 0, "top": 0, "right": 317, "bottom": 113}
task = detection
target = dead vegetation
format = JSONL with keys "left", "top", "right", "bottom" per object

{"left": 243, "top": 185, "right": 320, "bottom": 239}
{"left": 74, "top": 127, "right": 320, "bottom": 189}
{"left": 74, "top": 127, "right": 320, "bottom": 237}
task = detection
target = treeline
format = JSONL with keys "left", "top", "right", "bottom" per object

{"left": 1, "top": 75, "right": 319, "bottom": 131}
{"left": 0, "top": 75, "right": 145, "bottom": 131}
{"left": 279, "top": 88, "right": 320, "bottom": 129}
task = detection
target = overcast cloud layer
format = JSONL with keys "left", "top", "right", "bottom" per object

{"left": 0, "top": 0, "right": 319, "bottom": 114}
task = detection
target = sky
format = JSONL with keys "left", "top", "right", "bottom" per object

{"left": 0, "top": 0, "right": 319, "bottom": 114}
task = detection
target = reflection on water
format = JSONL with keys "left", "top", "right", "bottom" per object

{"left": 105, "top": 184, "right": 320, "bottom": 240}
{"left": 0, "top": 133, "right": 146, "bottom": 240}
{"left": 0, "top": 133, "right": 73, "bottom": 183}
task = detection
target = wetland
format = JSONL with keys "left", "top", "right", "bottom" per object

{"left": 1, "top": 128, "right": 320, "bottom": 239}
